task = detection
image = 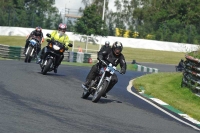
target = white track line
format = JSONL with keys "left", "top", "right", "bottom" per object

{"left": 127, "top": 79, "right": 200, "bottom": 131}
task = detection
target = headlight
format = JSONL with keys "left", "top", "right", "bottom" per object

{"left": 53, "top": 45, "right": 60, "bottom": 50}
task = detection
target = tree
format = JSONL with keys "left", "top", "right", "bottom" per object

{"left": 0, "top": 0, "right": 62, "bottom": 30}
{"left": 74, "top": 4, "right": 108, "bottom": 36}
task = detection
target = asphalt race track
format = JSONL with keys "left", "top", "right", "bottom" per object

{"left": 0, "top": 60, "right": 199, "bottom": 133}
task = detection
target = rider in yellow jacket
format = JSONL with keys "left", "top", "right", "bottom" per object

{"left": 37, "top": 23, "right": 70, "bottom": 73}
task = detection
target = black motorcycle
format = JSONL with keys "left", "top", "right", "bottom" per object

{"left": 81, "top": 59, "right": 121, "bottom": 103}
{"left": 40, "top": 33, "right": 73, "bottom": 75}
{"left": 24, "top": 36, "right": 40, "bottom": 63}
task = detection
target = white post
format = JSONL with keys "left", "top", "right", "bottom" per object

{"left": 72, "top": 40, "right": 74, "bottom": 52}
{"left": 86, "top": 36, "right": 88, "bottom": 53}
{"left": 102, "top": 0, "right": 106, "bottom": 21}
{"left": 99, "top": 36, "right": 102, "bottom": 51}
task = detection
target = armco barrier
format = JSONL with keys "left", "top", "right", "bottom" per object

{"left": 0, "top": 44, "right": 69, "bottom": 61}
{"left": 8, "top": 46, "right": 21, "bottom": 59}
{"left": 181, "top": 55, "right": 200, "bottom": 93}
{"left": 0, "top": 44, "right": 23, "bottom": 59}
{"left": 136, "top": 64, "right": 159, "bottom": 73}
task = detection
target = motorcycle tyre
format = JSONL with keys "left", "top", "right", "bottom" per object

{"left": 41, "top": 58, "right": 53, "bottom": 75}
{"left": 92, "top": 80, "right": 108, "bottom": 103}
{"left": 81, "top": 80, "right": 96, "bottom": 99}
{"left": 24, "top": 47, "right": 33, "bottom": 63}
{"left": 81, "top": 90, "right": 90, "bottom": 99}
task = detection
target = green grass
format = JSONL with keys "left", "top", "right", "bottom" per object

{"left": 133, "top": 72, "right": 200, "bottom": 121}
{"left": 0, "top": 35, "right": 186, "bottom": 64}
{"left": 61, "top": 61, "right": 137, "bottom": 71}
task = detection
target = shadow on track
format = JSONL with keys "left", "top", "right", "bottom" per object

{"left": 81, "top": 97, "right": 123, "bottom": 104}
{"left": 36, "top": 72, "right": 66, "bottom": 77}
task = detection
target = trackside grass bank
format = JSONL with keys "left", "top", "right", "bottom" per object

{"left": 133, "top": 72, "right": 200, "bottom": 121}
{"left": 61, "top": 61, "right": 137, "bottom": 71}
{"left": 0, "top": 35, "right": 185, "bottom": 64}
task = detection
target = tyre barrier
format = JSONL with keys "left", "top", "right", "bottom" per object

{"left": 134, "top": 64, "right": 159, "bottom": 73}
{"left": 181, "top": 55, "right": 200, "bottom": 93}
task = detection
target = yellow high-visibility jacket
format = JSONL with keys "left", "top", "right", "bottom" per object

{"left": 49, "top": 30, "right": 69, "bottom": 48}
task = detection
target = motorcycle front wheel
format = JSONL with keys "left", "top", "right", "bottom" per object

{"left": 41, "top": 58, "right": 53, "bottom": 75}
{"left": 24, "top": 47, "right": 33, "bottom": 63}
{"left": 92, "top": 80, "right": 109, "bottom": 103}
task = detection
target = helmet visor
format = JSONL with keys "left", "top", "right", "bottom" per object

{"left": 114, "top": 49, "right": 121, "bottom": 55}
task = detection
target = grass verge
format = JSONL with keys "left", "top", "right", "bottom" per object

{"left": 0, "top": 35, "right": 186, "bottom": 64}
{"left": 61, "top": 61, "right": 137, "bottom": 71}
{"left": 133, "top": 72, "right": 200, "bottom": 121}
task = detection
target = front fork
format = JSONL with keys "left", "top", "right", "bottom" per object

{"left": 96, "top": 72, "right": 112, "bottom": 90}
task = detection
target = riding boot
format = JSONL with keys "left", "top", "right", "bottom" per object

{"left": 82, "top": 80, "right": 91, "bottom": 91}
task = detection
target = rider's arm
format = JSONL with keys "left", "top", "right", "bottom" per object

{"left": 39, "top": 33, "right": 44, "bottom": 44}
{"left": 50, "top": 31, "right": 57, "bottom": 40}
{"left": 63, "top": 35, "right": 70, "bottom": 48}
{"left": 99, "top": 45, "right": 105, "bottom": 51}
{"left": 97, "top": 49, "right": 109, "bottom": 60}
{"left": 27, "top": 31, "right": 35, "bottom": 40}
{"left": 119, "top": 54, "right": 127, "bottom": 74}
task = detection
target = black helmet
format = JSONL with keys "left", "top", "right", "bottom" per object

{"left": 35, "top": 26, "right": 42, "bottom": 36}
{"left": 112, "top": 41, "right": 123, "bottom": 55}
{"left": 105, "top": 41, "right": 110, "bottom": 47}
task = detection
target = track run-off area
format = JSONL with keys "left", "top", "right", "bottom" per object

{"left": 0, "top": 60, "right": 199, "bottom": 133}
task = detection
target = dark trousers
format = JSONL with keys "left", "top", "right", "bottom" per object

{"left": 86, "top": 63, "right": 118, "bottom": 93}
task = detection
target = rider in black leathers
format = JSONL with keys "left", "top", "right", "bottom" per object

{"left": 82, "top": 41, "right": 127, "bottom": 98}
{"left": 100, "top": 41, "right": 111, "bottom": 51}
{"left": 23, "top": 26, "right": 43, "bottom": 54}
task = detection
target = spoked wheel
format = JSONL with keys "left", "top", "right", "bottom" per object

{"left": 92, "top": 80, "right": 109, "bottom": 103}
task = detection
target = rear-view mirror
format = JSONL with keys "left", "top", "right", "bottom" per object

{"left": 68, "top": 43, "right": 73, "bottom": 47}
{"left": 46, "top": 33, "right": 51, "bottom": 38}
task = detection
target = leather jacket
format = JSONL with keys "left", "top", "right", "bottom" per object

{"left": 98, "top": 48, "right": 127, "bottom": 74}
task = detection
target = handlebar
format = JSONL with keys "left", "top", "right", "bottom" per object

{"left": 99, "top": 59, "right": 123, "bottom": 74}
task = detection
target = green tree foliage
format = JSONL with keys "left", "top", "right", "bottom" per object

{"left": 74, "top": 4, "right": 108, "bottom": 36}
{"left": 0, "top": 0, "right": 63, "bottom": 30}
{"left": 79, "top": 0, "right": 200, "bottom": 44}
{"left": 132, "top": 0, "right": 200, "bottom": 44}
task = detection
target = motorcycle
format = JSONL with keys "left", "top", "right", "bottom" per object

{"left": 81, "top": 59, "right": 120, "bottom": 103}
{"left": 40, "top": 33, "right": 73, "bottom": 75}
{"left": 24, "top": 36, "right": 40, "bottom": 63}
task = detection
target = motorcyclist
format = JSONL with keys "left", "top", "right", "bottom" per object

{"left": 100, "top": 41, "right": 111, "bottom": 51}
{"left": 23, "top": 26, "right": 44, "bottom": 54}
{"left": 176, "top": 59, "right": 184, "bottom": 71}
{"left": 82, "top": 41, "right": 127, "bottom": 98}
{"left": 37, "top": 23, "right": 70, "bottom": 73}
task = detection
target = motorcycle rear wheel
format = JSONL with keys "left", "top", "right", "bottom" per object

{"left": 81, "top": 80, "right": 95, "bottom": 99}
{"left": 92, "top": 80, "right": 108, "bottom": 103}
